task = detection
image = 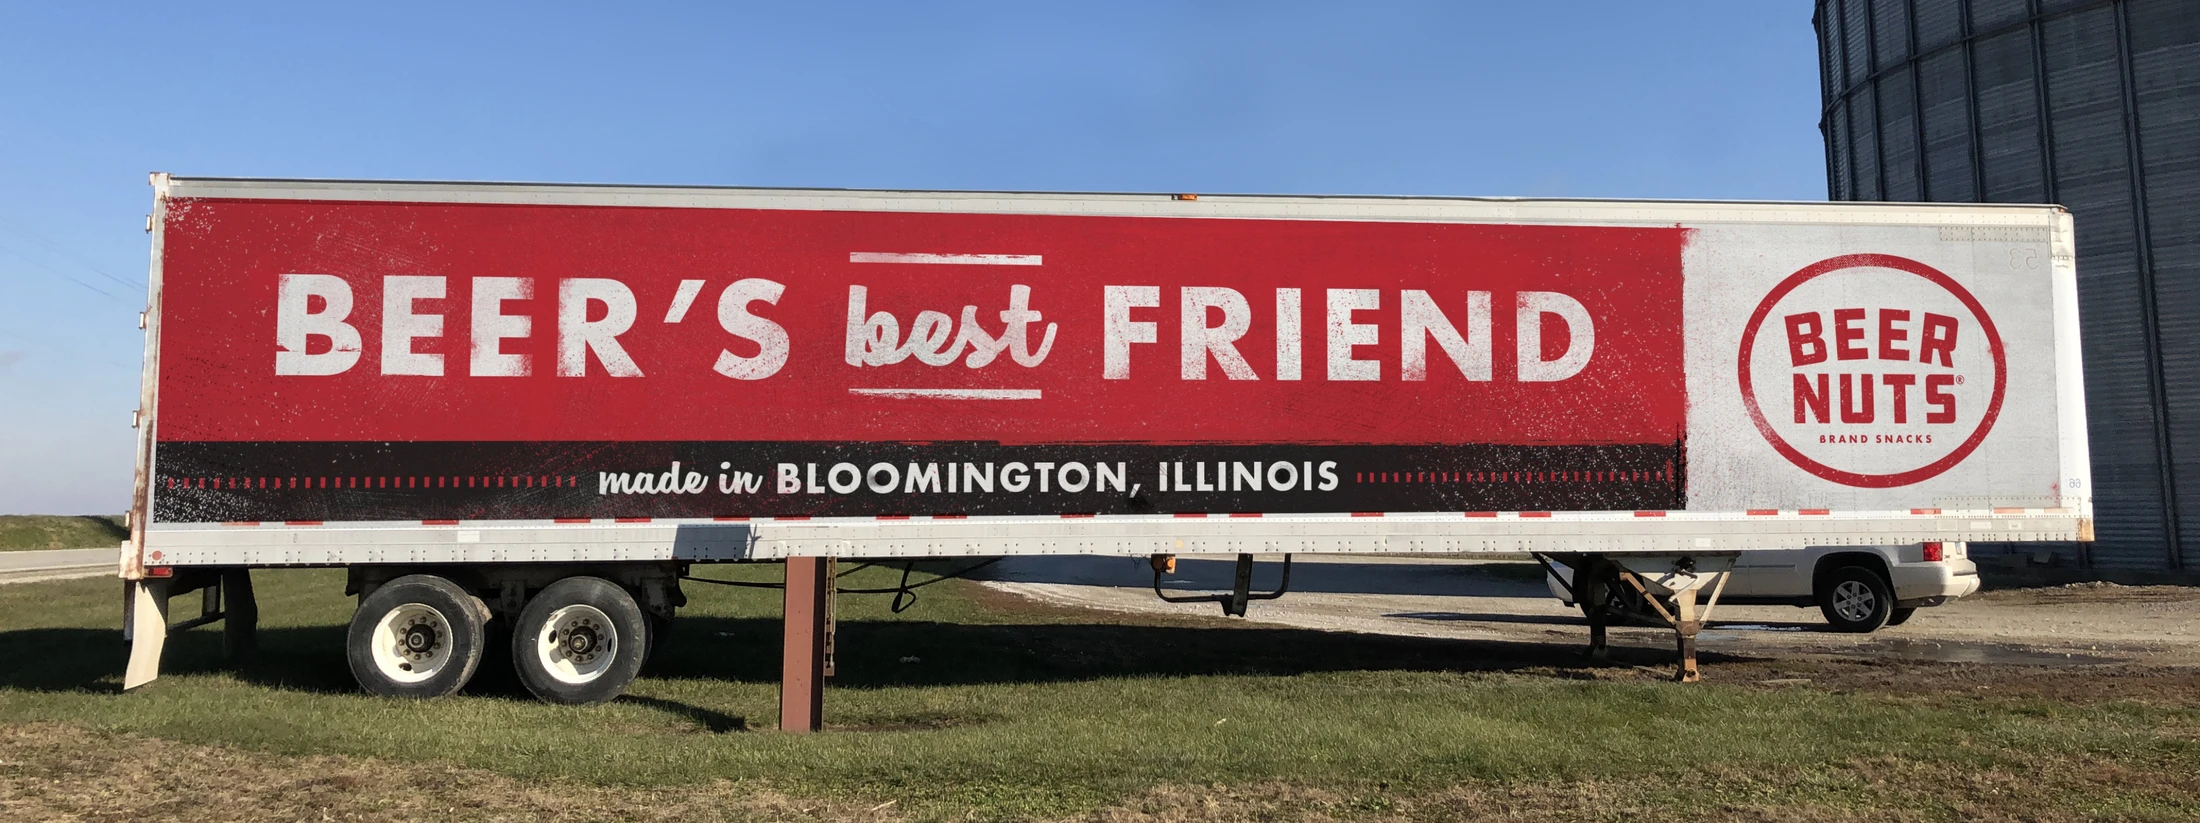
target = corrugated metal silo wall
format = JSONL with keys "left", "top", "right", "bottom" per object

{"left": 1815, "top": 0, "right": 2200, "bottom": 572}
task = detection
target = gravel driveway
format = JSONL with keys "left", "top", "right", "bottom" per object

{"left": 978, "top": 554, "right": 2200, "bottom": 667}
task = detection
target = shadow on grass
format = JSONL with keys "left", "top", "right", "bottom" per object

{"left": 0, "top": 615, "right": 1716, "bottom": 697}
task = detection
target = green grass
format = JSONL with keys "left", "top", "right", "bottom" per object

{"left": 0, "top": 514, "right": 127, "bottom": 551}
{"left": 2, "top": 565, "right": 2197, "bottom": 820}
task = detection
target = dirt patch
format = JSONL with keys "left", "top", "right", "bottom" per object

{"left": 1716, "top": 658, "right": 2200, "bottom": 708}
{"left": 0, "top": 723, "right": 894, "bottom": 823}
{"left": 1085, "top": 754, "right": 2200, "bottom": 823}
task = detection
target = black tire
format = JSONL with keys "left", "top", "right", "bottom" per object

{"left": 345, "top": 574, "right": 489, "bottom": 698}
{"left": 1817, "top": 565, "right": 1895, "bottom": 633}
{"left": 1886, "top": 606, "right": 1918, "bottom": 627}
{"left": 512, "top": 577, "right": 648, "bottom": 705}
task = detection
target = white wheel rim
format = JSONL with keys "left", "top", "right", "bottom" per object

{"left": 370, "top": 603, "right": 454, "bottom": 684}
{"left": 1833, "top": 580, "right": 1877, "bottom": 622}
{"left": 537, "top": 604, "right": 618, "bottom": 685}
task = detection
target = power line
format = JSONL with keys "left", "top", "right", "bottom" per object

{"left": 0, "top": 213, "right": 145, "bottom": 291}
{"left": 0, "top": 244, "right": 136, "bottom": 306}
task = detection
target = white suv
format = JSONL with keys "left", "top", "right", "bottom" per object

{"left": 1545, "top": 542, "right": 1980, "bottom": 632}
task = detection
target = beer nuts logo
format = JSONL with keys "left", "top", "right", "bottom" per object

{"left": 1737, "top": 254, "right": 2006, "bottom": 488}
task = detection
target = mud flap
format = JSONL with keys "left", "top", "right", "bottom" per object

{"left": 124, "top": 579, "right": 171, "bottom": 690}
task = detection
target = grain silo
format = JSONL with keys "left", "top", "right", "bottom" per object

{"left": 1816, "top": 0, "right": 2199, "bottom": 572}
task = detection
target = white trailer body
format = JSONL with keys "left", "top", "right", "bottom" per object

{"left": 119, "top": 176, "right": 2091, "bottom": 703}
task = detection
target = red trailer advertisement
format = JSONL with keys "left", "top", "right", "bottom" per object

{"left": 120, "top": 178, "right": 2092, "bottom": 702}
{"left": 153, "top": 198, "right": 1695, "bottom": 522}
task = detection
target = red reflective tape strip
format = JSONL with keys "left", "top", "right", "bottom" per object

{"left": 1465, "top": 512, "right": 1498, "bottom": 518}
{"left": 1633, "top": 511, "right": 1666, "bottom": 517}
{"left": 931, "top": 514, "right": 967, "bottom": 519}
{"left": 283, "top": 520, "right": 322, "bottom": 526}
{"left": 221, "top": 521, "right": 260, "bottom": 527}
{"left": 711, "top": 516, "right": 748, "bottom": 522}
{"left": 773, "top": 516, "right": 811, "bottom": 521}
{"left": 146, "top": 566, "right": 174, "bottom": 578}
{"left": 1911, "top": 508, "right": 1942, "bottom": 515}
{"left": 1351, "top": 512, "right": 1384, "bottom": 517}
{"left": 1228, "top": 512, "right": 1262, "bottom": 518}
{"left": 1800, "top": 509, "right": 1831, "bottom": 516}
{"left": 422, "top": 519, "right": 459, "bottom": 526}
{"left": 614, "top": 517, "right": 651, "bottom": 523}
{"left": 1747, "top": 509, "right": 1779, "bottom": 516}
{"left": 1060, "top": 513, "right": 1095, "bottom": 518}
{"left": 1174, "top": 512, "right": 1208, "bottom": 518}
{"left": 553, "top": 518, "right": 591, "bottom": 524}
{"left": 1520, "top": 511, "right": 1552, "bottom": 518}
{"left": 1993, "top": 507, "right": 2027, "bottom": 514}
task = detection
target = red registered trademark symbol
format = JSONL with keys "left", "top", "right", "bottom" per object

{"left": 1957, "top": 375, "right": 1965, "bottom": 385}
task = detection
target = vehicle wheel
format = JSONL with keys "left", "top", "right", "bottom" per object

{"left": 512, "top": 577, "right": 648, "bottom": 705}
{"left": 1817, "top": 566, "right": 1895, "bottom": 633}
{"left": 1886, "top": 606, "right": 1917, "bottom": 627}
{"left": 346, "top": 574, "right": 489, "bottom": 698}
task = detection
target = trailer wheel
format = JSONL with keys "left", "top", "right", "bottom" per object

{"left": 1817, "top": 566, "right": 1894, "bottom": 633}
{"left": 513, "top": 577, "right": 648, "bottom": 705}
{"left": 346, "top": 575, "right": 488, "bottom": 698}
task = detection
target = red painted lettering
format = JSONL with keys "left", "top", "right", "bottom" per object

{"left": 1833, "top": 308, "right": 1868, "bottom": 361}
{"left": 1794, "top": 373, "right": 1830, "bottom": 423}
{"left": 1785, "top": 312, "right": 1826, "bottom": 366}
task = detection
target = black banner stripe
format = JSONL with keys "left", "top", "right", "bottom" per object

{"left": 153, "top": 441, "right": 1686, "bottom": 522}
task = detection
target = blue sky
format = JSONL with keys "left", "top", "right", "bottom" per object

{"left": 0, "top": 2, "right": 1825, "bottom": 514}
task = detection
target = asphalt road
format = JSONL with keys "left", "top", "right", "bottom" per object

{"left": 0, "top": 548, "right": 116, "bottom": 584}
{"left": 978, "top": 554, "right": 2200, "bottom": 668}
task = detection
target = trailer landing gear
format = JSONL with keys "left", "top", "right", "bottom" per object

{"left": 1537, "top": 553, "right": 1735, "bottom": 683}
{"left": 1613, "top": 566, "right": 1730, "bottom": 683}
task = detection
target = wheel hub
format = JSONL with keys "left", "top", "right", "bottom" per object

{"left": 369, "top": 602, "right": 455, "bottom": 684}
{"left": 564, "top": 625, "right": 598, "bottom": 658}
{"left": 554, "top": 616, "right": 604, "bottom": 664}
{"left": 536, "top": 603, "right": 619, "bottom": 685}
{"left": 1834, "top": 580, "right": 1876, "bottom": 621}
{"left": 402, "top": 620, "right": 441, "bottom": 659}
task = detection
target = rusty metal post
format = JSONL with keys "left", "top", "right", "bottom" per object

{"left": 1672, "top": 585, "right": 1701, "bottom": 683}
{"left": 780, "top": 556, "right": 828, "bottom": 733}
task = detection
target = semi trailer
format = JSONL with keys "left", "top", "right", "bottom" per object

{"left": 118, "top": 176, "right": 2092, "bottom": 727}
